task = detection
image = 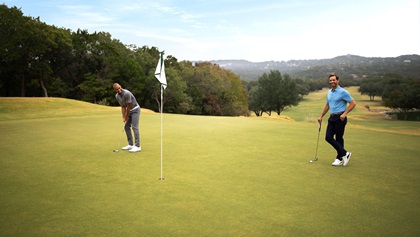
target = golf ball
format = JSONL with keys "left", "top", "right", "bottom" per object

{"left": 310, "top": 160, "right": 313, "bottom": 163}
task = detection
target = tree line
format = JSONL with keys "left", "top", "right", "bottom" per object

{"left": 2, "top": 4, "right": 417, "bottom": 118}
{"left": 358, "top": 74, "right": 420, "bottom": 119}
{"left": 1, "top": 4, "right": 308, "bottom": 116}
{"left": 0, "top": 5, "right": 251, "bottom": 116}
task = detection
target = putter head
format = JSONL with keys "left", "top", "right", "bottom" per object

{"left": 310, "top": 157, "right": 318, "bottom": 162}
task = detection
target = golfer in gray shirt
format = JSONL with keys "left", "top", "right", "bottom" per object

{"left": 113, "top": 83, "right": 141, "bottom": 152}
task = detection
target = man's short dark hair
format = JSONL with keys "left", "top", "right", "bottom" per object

{"left": 329, "top": 73, "right": 339, "bottom": 80}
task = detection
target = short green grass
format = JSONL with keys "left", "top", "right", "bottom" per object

{"left": 0, "top": 90, "right": 419, "bottom": 236}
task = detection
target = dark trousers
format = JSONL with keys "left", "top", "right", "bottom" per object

{"left": 325, "top": 115, "right": 347, "bottom": 159}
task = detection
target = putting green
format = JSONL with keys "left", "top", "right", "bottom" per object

{"left": 0, "top": 91, "right": 419, "bottom": 236}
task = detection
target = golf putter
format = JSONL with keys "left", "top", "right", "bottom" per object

{"left": 113, "top": 128, "right": 124, "bottom": 153}
{"left": 310, "top": 123, "right": 321, "bottom": 162}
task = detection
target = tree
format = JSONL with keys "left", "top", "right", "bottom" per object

{"left": 274, "top": 74, "right": 300, "bottom": 115}
{"left": 157, "top": 66, "right": 192, "bottom": 114}
{"left": 358, "top": 77, "right": 384, "bottom": 101}
{"left": 180, "top": 62, "right": 248, "bottom": 116}
{"left": 0, "top": 5, "right": 34, "bottom": 96}
{"left": 30, "top": 20, "right": 72, "bottom": 97}
{"left": 251, "top": 70, "right": 300, "bottom": 116}
{"left": 294, "top": 78, "right": 310, "bottom": 97}
{"left": 1, "top": 4, "right": 251, "bottom": 116}
{"left": 247, "top": 82, "right": 264, "bottom": 116}
{"left": 382, "top": 81, "right": 420, "bottom": 120}
{"left": 77, "top": 73, "right": 108, "bottom": 103}
{"left": 1, "top": 5, "right": 73, "bottom": 97}
{"left": 66, "top": 30, "right": 135, "bottom": 103}
{"left": 133, "top": 46, "right": 161, "bottom": 109}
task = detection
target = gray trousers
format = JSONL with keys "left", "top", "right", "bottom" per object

{"left": 125, "top": 108, "right": 140, "bottom": 147}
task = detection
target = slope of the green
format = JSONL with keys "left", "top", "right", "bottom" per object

{"left": 0, "top": 97, "right": 156, "bottom": 121}
{"left": 0, "top": 97, "right": 116, "bottom": 120}
{"left": 0, "top": 92, "right": 419, "bottom": 236}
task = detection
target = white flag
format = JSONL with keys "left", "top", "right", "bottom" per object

{"left": 154, "top": 54, "right": 167, "bottom": 89}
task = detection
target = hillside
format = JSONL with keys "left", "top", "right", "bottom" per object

{"left": 209, "top": 54, "right": 420, "bottom": 80}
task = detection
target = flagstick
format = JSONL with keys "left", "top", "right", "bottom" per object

{"left": 159, "top": 84, "right": 165, "bottom": 181}
{"left": 154, "top": 51, "right": 166, "bottom": 181}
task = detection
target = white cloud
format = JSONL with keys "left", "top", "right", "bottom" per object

{"left": 9, "top": 0, "right": 420, "bottom": 61}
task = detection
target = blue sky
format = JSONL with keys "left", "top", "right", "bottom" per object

{"left": 5, "top": 0, "right": 420, "bottom": 62}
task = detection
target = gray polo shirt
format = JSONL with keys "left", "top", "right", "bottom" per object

{"left": 115, "top": 89, "right": 139, "bottom": 109}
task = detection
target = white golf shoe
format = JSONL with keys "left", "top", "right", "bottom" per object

{"left": 122, "top": 145, "right": 133, "bottom": 150}
{"left": 332, "top": 158, "right": 343, "bottom": 166}
{"left": 129, "top": 146, "right": 141, "bottom": 153}
{"left": 343, "top": 152, "right": 352, "bottom": 167}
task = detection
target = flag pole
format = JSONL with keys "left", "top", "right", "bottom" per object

{"left": 159, "top": 83, "right": 164, "bottom": 180}
{"left": 154, "top": 51, "right": 166, "bottom": 181}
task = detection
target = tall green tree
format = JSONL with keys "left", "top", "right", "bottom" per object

{"left": 247, "top": 81, "right": 264, "bottom": 116}
{"left": 1, "top": 5, "right": 72, "bottom": 97}
{"left": 0, "top": 5, "right": 35, "bottom": 96}
{"left": 69, "top": 31, "right": 135, "bottom": 104}
{"left": 382, "top": 79, "right": 420, "bottom": 120}
{"left": 294, "top": 78, "right": 310, "bottom": 97}
{"left": 30, "top": 20, "right": 72, "bottom": 97}
{"left": 359, "top": 77, "right": 385, "bottom": 101}
{"left": 133, "top": 46, "right": 161, "bottom": 109}
{"left": 274, "top": 74, "right": 300, "bottom": 115}
{"left": 155, "top": 66, "right": 192, "bottom": 114}
{"left": 180, "top": 62, "right": 248, "bottom": 116}
{"left": 253, "top": 70, "right": 300, "bottom": 116}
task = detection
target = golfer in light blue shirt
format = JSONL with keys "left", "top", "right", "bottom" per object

{"left": 317, "top": 74, "right": 356, "bottom": 167}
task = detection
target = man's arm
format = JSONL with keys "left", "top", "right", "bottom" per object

{"left": 123, "top": 103, "right": 131, "bottom": 123}
{"left": 340, "top": 99, "right": 356, "bottom": 121}
{"left": 317, "top": 103, "right": 329, "bottom": 124}
{"left": 121, "top": 106, "right": 126, "bottom": 122}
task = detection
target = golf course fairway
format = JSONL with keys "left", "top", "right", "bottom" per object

{"left": 1, "top": 88, "right": 419, "bottom": 236}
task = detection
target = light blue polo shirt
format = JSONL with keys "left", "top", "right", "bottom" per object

{"left": 326, "top": 86, "right": 353, "bottom": 114}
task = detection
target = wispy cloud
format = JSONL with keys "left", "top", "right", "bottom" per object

{"left": 9, "top": 0, "right": 420, "bottom": 61}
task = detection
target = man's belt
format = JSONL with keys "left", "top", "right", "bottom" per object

{"left": 130, "top": 105, "right": 140, "bottom": 111}
{"left": 330, "top": 112, "right": 344, "bottom": 116}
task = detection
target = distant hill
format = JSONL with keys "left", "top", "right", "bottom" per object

{"left": 206, "top": 54, "right": 420, "bottom": 81}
